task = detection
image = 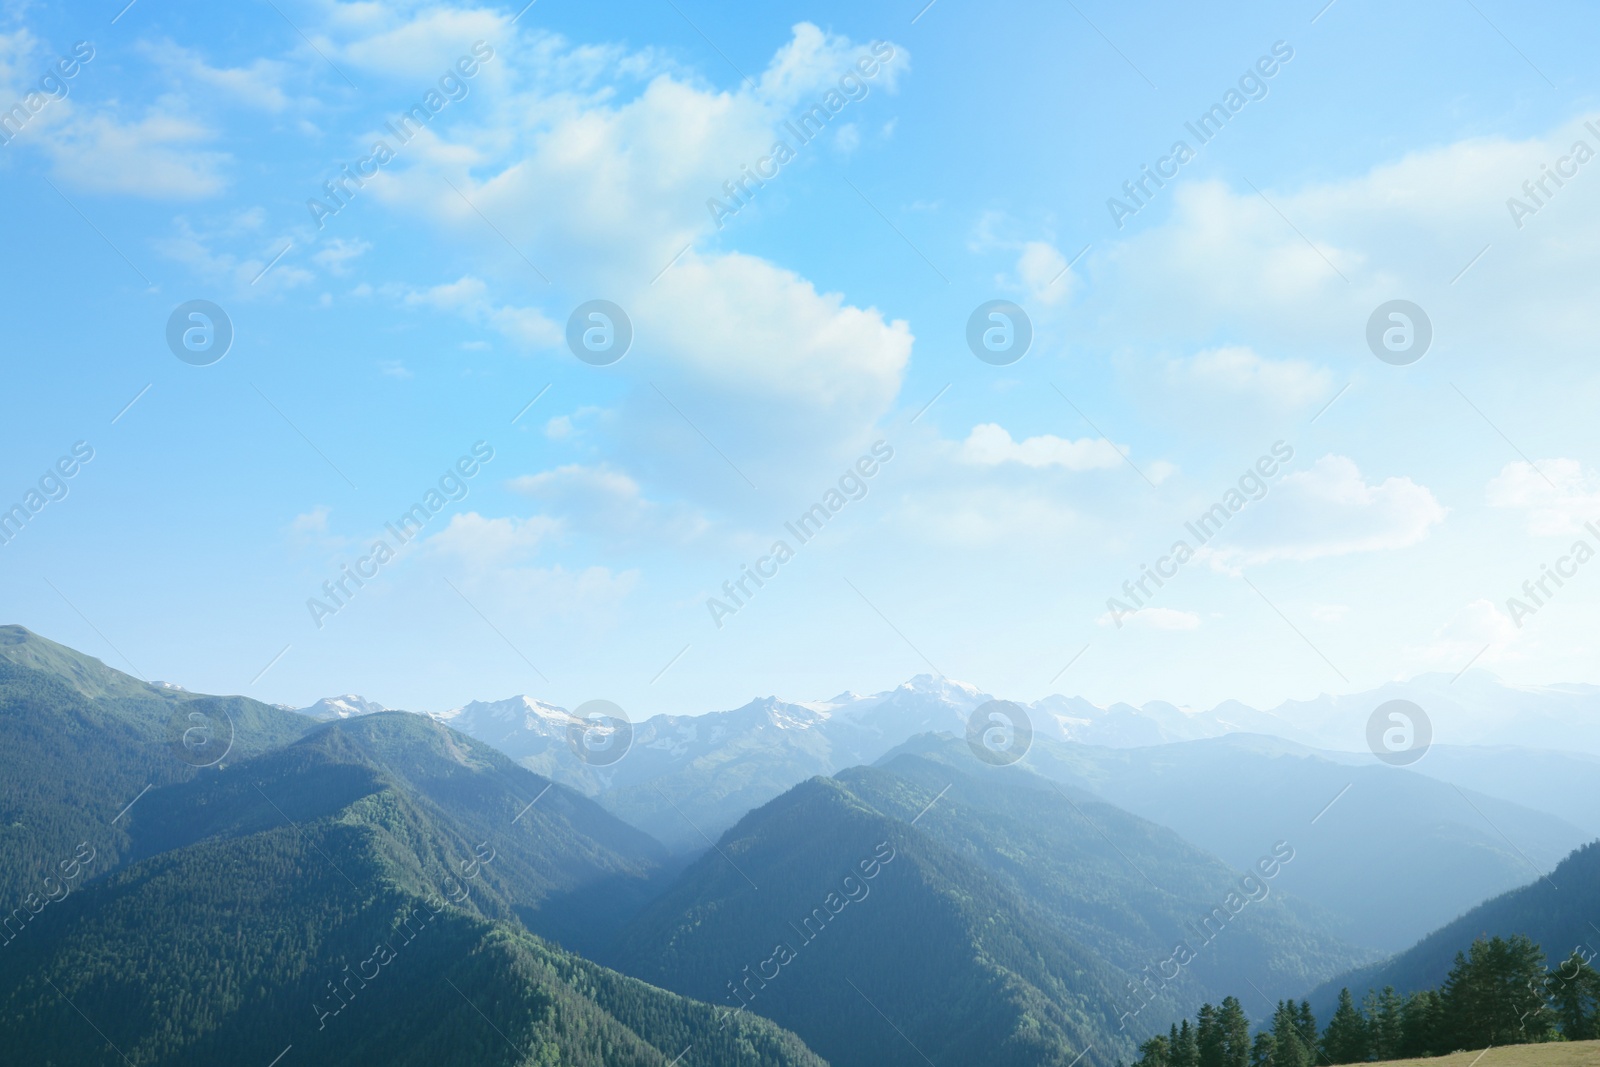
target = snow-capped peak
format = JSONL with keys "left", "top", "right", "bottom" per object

{"left": 437, "top": 694, "right": 574, "bottom": 725}
{"left": 301, "top": 694, "right": 389, "bottom": 720}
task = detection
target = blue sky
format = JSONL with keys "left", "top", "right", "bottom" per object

{"left": 3, "top": 0, "right": 1600, "bottom": 718}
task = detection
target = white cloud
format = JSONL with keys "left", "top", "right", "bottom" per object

{"left": 290, "top": 505, "right": 330, "bottom": 535}
{"left": 1097, "top": 606, "right": 1201, "bottom": 630}
{"left": 404, "top": 276, "right": 561, "bottom": 349}
{"left": 427, "top": 512, "right": 556, "bottom": 566}
{"left": 961, "top": 423, "right": 1128, "bottom": 472}
{"left": 757, "top": 24, "right": 905, "bottom": 105}
{"left": 1173, "top": 345, "right": 1332, "bottom": 408}
{"left": 140, "top": 41, "right": 296, "bottom": 112}
{"left": 44, "top": 111, "right": 228, "bottom": 197}
{"left": 1016, "top": 240, "right": 1070, "bottom": 305}
{"left": 1087, "top": 112, "right": 1600, "bottom": 356}
{"left": 1400, "top": 598, "right": 1520, "bottom": 669}
{"left": 1204, "top": 454, "right": 1446, "bottom": 570}
{"left": 1486, "top": 458, "right": 1600, "bottom": 537}
{"left": 314, "top": 238, "right": 371, "bottom": 275}
{"left": 362, "top": 24, "right": 913, "bottom": 483}
{"left": 636, "top": 250, "right": 911, "bottom": 415}
{"left": 508, "top": 463, "right": 709, "bottom": 545}
{"left": 155, "top": 216, "right": 313, "bottom": 291}
{"left": 337, "top": 7, "right": 507, "bottom": 80}
{"left": 509, "top": 463, "right": 641, "bottom": 504}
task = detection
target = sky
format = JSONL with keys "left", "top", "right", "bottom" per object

{"left": 3, "top": 0, "right": 1600, "bottom": 718}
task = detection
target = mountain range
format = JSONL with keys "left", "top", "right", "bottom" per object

{"left": 5, "top": 623, "right": 1598, "bottom": 1066}
{"left": 300, "top": 673, "right": 1599, "bottom": 954}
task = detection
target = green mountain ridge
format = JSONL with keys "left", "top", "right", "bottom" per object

{"left": 1307, "top": 840, "right": 1600, "bottom": 1021}
{"left": 839, "top": 744, "right": 1373, "bottom": 1014}
{"left": 611, "top": 772, "right": 1138, "bottom": 1067}
{"left": 0, "top": 626, "right": 828, "bottom": 1067}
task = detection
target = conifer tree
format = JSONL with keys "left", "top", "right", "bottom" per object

{"left": 1297, "top": 1000, "right": 1318, "bottom": 1052}
{"left": 1271, "top": 1001, "right": 1309, "bottom": 1067}
{"left": 1173, "top": 1018, "right": 1200, "bottom": 1067}
{"left": 1135, "top": 1033, "right": 1173, "bottom": 1067}
{"left": 1548, "top": 950, "right": 1600, "bottom": 1041}
{"left": 1398, "top": 989, "right": 1442, "bottom": 1059}
{"left": 1249, "top": 1031, "right": 1276, "bottom": 1067}
{"left": 1320, "top": 988, "right": 1368, "bottom": 1064}
{"left": 1198, "top": 1004, "right": 1225, "bottom": 1067}
{"left": 1441, "top": 934, "right": 1552, "bottom": 1047}
{"left": 1219, "top": 996, "right": 1251, "bottom": 1067}
{"left": 1361, "top": 987, "right": 1403, "bottom": 1062}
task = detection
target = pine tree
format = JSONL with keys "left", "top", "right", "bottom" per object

{"left": 1398, "top": 989, "right": 1442, "bottom": 1058}
{"left": 1320, "top": 988, "right": 1368, "bottom": 1064}
{"left": 1250, "top": 1031, "right": 1277, "bottom": 1067}
{"left": 1135, "top": 1033, "right": 1173, "bottom": 1067}
{"left": 1361, "top": 987, "right": 1403, "bottom": 1062}
{"left": 1441, "top": 934, "right": 1552, "bottom": 1047}
{"left": 1297, "top": 1000, "right": 1318, "bottom": 1053}
{"left": 1198, "top": 1004, "right": 1225, "bottom": 1067}
{"left": 1271, "top": 1001, "right": 1309, "bottom": 1067}
{"left": 1173, "top": 1018, "right": 1200, "bottom": 1067}
{"left": 1548, "top": 951, "right": 1600, "bottom": 1041}
{"left": 1219, "top": 996, "right": 1251, "bottom": 1067}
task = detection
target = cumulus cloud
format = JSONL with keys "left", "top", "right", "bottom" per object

{"left": 356, "top": 23, "right": 912, "bottom": 485}
{"left": 1088, "top": 113, "right": 1600, "bottom": 354}
{"left": 290, "top": 506, "right": 331, "bottom": 535}
{"left": 336, "top": 6, "right": 507, "bottom": 80}
{"left": 1016, "top": 240, "right": 1070, "bottom": 305}
{"left": 961, "top": 423, "right": 1129, "bottom": 473}
{"left": 1204, "top": 454, "right": 1446, "bottom": 570}
{"left": 1486, "top": 458, "right": 1600, "bottom": 537}
{"left": 427, "top": 512, "right": 557, "bottom": 566}
{"left": 635, "top": 250, "right": 911, "bottom": 414}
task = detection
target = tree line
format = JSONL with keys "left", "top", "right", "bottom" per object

{"left": 1124, "top": 935, "right": 1600, "bottom": 1066}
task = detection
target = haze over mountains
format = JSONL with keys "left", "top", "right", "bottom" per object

{"left": 5, "top": 624, "right": 1598, "bottom": 1066}
{"left": 297, "top": 671, "right": 1600, "bottom": 954}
